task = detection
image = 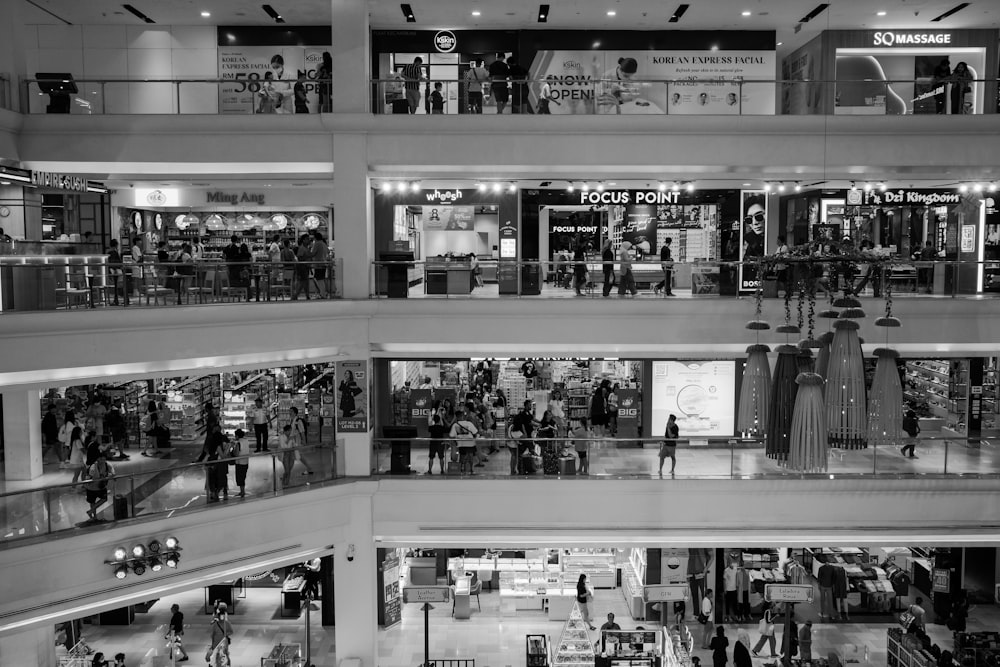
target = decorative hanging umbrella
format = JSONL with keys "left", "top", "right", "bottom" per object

{"left": 738, "top": 344, "right": 771, "bottom": 437}
{"left": 203, "top": 213, "right": 226, "bottom": 231}
{"left": 867, "top": 347, "right": 904, "bottom": 450}
{"left": 826, "top": 319, "right": 868, "bottom": 449}
{"left": 815, "top": 331, "right": 835, "bottom": 379}
{"left": 765, "top": 344, "right": 800, "bottom": 462}
{"left": 788, "top": 372, "right": 828, "bottom": 473}
{"left": 174, "top": 213, "right": 199, "bottom": 230}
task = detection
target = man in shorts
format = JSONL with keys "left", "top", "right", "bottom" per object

{"left": 488, "top": 54, "right": 510, "bottom": 114}
{"left": 428, "top": 413, "right": 448, "bottom": 474}
{"left": 401, "top": 57, "right": 425, "bottom": 113}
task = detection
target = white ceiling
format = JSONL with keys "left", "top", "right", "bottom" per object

{"left": 20, "top": 0, "right": 1000, "bottom": 53}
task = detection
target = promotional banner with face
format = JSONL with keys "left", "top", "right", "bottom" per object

{"left": 219, "top": 46, "right": 328, "bottom": 114}
{"left": 422, "top": 205, "right": 474, "bottom": 231}
{"left": 336, "top": 360, "right": 368, "bottom": 433}
{"left": 739, "top": 190, "right": 768, "bottom": 292}
{"left": 527, "top": 50, "right": 776, "bottom": 115}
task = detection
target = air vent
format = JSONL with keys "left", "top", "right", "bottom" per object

{"left": 931, "top": 3, "right": 969, "bottom": 22}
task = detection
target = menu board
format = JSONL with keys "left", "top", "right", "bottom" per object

{"left": 378, "top": 549, "right": 402, "bottom": 628}
{"left": 651, "top": 360, "right": 736, "bottom": 437}
{"left": 422, "top": 205, "right": 474, "bottom": 231}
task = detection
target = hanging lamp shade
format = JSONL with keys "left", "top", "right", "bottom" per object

{"left": 765, "top": 345, "right": 800, "bottom": 461}
{"left": 867, "top": 348, "right": 904, "bottom": 450}
{"left": 174, "top": 213, "right": 199, "bottom": 230}
{"left": 815, "top": 331, "right": 835, "bottom": 379}
{"left": 231, "top": 213, "right": 259, "bottom": 231}
{"left": 738, "top": 344, "right": 771, "bottom": 436}
{"left": 268, "top": 213, "right": 290, "bottom": 230}
{"left": 788, "top": 372, "right": 829, "bottom": 473}
{"left": 302, "top": 213, "right": 325, "bottom": 230}
{"left": 825, "top": 319, "right": 868, "bottom": 449}
{"left": 203, "top": 213, "right": 226, "bottom": 231}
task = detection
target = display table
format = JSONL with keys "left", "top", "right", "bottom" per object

{"left": 280, "top": 575, "right": 306, "bottom": 618}
{"left": 261, "top": 642, "right": 302, "bottom": 667}
{"left": 424, "top": 260, "right": 472, "bottom": 295}
{"left": 453, "top": 575, "right": 473, "bottom": 619}
{"left": 406, "top": 557, "right": 438, "bottom": 585}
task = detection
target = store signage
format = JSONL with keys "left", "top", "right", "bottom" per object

{"left": 645, "top": 584, "right": 688, "bottom": 602}
{"left": 403, "top": 586, "right": 451, "bottom": 603}
{"left": 617, "top": 388, "right": 640, "bottom": 438}
{"left": 961, "top": 225, "right": 976, "bottom": 253}
{"left": 931, "top": 568, "right": 951, "bottom": 593}
{"left": 579, "top": 191, "right": 681, "bottom": 206}
{"left": 134, "top": 188, "right": 179, "bottom": 207}
{"left": 846, "top": 190, "right": 863, "bottom": 206}
{"left": 864, "top": 190, "right": 963, "bottom": 206}
{"left": 765, "top": 584, "right": 814, "bottom": 603}
{"left": 410, "top": 389, "right": 433, "bottom": 437}
{"left": 336, "top": 360, "right": 369, "bottom": 433}
{"left": 739, "top": 190, "right": 767, "bottom": 292}
{"left": 434, "top": 30, "right": 457, "bottom": 53}
{"left": 424, "top": 189, "right": 463, "bottom": 203}
{"left": 30, "top": 171, "right": 88, "bottom": 193}
{"left": 207, "top": 191, "right": 266, "bottom": 205}
{"left": 379, "top": 550, "right": 402, "bottom": 628}
{"left": 551, "top": 225, "right": 598, "bottom": 233}
{"left": 873, "top": 32, "right": 952, "bottom": 47}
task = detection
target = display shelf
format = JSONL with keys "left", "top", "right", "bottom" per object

{"left": 887, "top": 628, "right": 935, "bottom": 667}
{"left": 562, "top": 548, "right": 616, "bottom": 589}
{"left": 163, "top": 375, "right": 217, "bottom": 442}
{"left": 621, "top": 548, "right": 645, "bottom": 620}
{"left": 552, "top": 603, "right": 594, "bottom": 667}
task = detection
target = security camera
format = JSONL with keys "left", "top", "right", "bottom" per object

{"left": 347, "top": 544, "right": 356, "bottom": 562}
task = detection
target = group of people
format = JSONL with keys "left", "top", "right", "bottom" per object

{"left": 396, "top": 54, "right": 540, "bottom": 115}
{"left": 114, "top": 228, "right": 334, "bottom": 305}
{"left": 253, "top": 51, "right": 333, "bottom": 114}
{"left": 932, "top": 58, "right": 975, "bottom": 115}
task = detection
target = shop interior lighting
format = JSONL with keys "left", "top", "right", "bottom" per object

{"left": 606, "top": 10, "right": 616, "bottom": 17}
{"left": 566, "top": 182, "right": 575, "bottom": 193}
{"left": 794, "top": 183, "right": 802, "bottom": 192}
{"left": 878, "top": 182, "right": 887, "bottom": 192}
{"left": 537, "top": 4, "right": 549, "bottom": 22}
{"left": 972, "top": 183, "right": 983, "bottom": 193}
{"left": 851, "top": 181, "right": 858, "bottom": 191}
{"left": 476, "top": 181, "right": 486, "bottom": 192}
{"left": 395, "top": 182, "right": 408, "bottom": 193}
{"left": 491, "top": 182, "right": 502, "bottom": 193}
{"left": 671, "top": 182, "right": 680, "bottom": 192}
{"left": 471, "top": 10, "right": 481, "bottom": 16}
{"left": 686, "top": 183, "right": 695, "bottom": 192}
{"left": 410, "top": 182, "right": 421, "bottom": 192}
{"left": 106, "top": 537, "right": 180, "bottom": 579}
{"left": 989, "top": 184, "right": 997, "bottom": 193}
{"left": 777, "top": 183, "right": 786, "bottom": 192}
{"left": 596, "top": 182, "right": 605, "bottom": 192}
{"left": 380, "top": 182, "right": 392, "bottom": 193}
{"left": 959, "top": 184, "right": 969, "bottom": 193}
{"left": 507, "top": 182, "right": 517, "bottom": 193}
{"left": 658, "top": 182, "right": 667, "bottom": 192}
{"left": 400, "top": 3, "right": 415, "bottom": 22}
{"left": 763, "top": 183, "right": 772, "bottom": 192}
{"left": 863, "top": 182, "right": 872, "bottom": 192}
{"left": 581, "top": 183, "right": 590, "bottom": 192}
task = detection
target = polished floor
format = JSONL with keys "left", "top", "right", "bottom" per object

{"left": 71, "top": 584, "right": 1000, "bottom": 667}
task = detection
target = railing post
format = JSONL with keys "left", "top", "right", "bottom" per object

{"left": 129, "top": 476, "right": 136, "bottom": 518}
{"left": 872, "top": 440, "right": 878, "bottom": 476}
{"left": 45, "top": 488, "right": 53, "bottom": 535}
{"left": 943, "top": 438, "right": 949, "bottom": 475}
{"left": 175, "top": 81, "right": 181, "bottom": 114}
{"left": 272, "top": 454, "right": 278, "bottom": 495}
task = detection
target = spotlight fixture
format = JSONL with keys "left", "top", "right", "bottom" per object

{"left": 794, "top": 183, "right": 802, "bottom": 192}
{"left": 863, "top": 182, "right": 872, "bottom": 192}
{"left": 989, "top": 183, "right": 997, "bottom": 193}
{"left": 508, "top": 182, "right": 517, "bottom": 193}
{"left": 658, "top": 182, "right": 667, "bottom": 192}
{"left": 959, "top": 183, "right": 969, "bottom": 193}
{"left": 763, "top": 183, "right": 772, "bottom": 192}
{"left": 132, "top": 561, "right": 147, "bottom": 576}
{"left": 113, "top": 546, "right": 128, "bottom": 562}
{"left": 538, "top": 4, "right": 549, "bottom": 22}
{"left": 114, "top": 565, "right": 128, "bottom": 579}
{"left": 149, "top": 557, "right": 163, "bottom": 572}
{"left": 165, "top": 553, "right": 181, "bottom": 568}
{"left": 851, "top": 181, "right": 858, "bottom": 191}
{"left": 132, "top": 544, "right": 146, "bottom": 558}
{"left": 381, "top": 182, "right": 392, "bottom": 193}
{"left": 596, "top": 182, "right": 605, "bottom": 192}
{"left": 410, "top": 182, "right": 421, "bottom": 192}
{"left": 566, "top": 182, "right": 575, "bottom": 193}
{"left": 973, "top": 183, "right": 983, "bottom": 193}
{"left": 581, "top": 183, "right": 590, "bottom": 192}
{"left": 396, "top": 182, "right": 408, "bottom": 193}
{"left": 777, "top": 183, "right": 786, "bottom": 192}
{"left": 477, "top": 181, "right": 486, "bottom": 192}
{"left": 164, "top": 536, "right": 179, "bottom": 550}
{"left": 686, "top": 183, "right": 695, "bottom": 192}
{"left": 878, "top": 182, "right": 887, "bottom": 192}
{"left": 262, "top": 4, "right": 285, "bottom": 23}
{"left": 400, "top": 2, "right": 415, "bottom": 22}
{"left": 671, "top": 182, "right": 680, "bottom": 192}
{"left": 489, "top": 182, "right": 500, "bottom": 193}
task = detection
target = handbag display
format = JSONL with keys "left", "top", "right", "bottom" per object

{"left": 898, "top": 610, "right": 915, "bottom": 629}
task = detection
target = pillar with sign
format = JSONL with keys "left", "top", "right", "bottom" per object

{"left": 764, "top": 584, "right": 814, "bottom": 667}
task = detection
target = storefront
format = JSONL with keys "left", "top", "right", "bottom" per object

{"left": 372, "top": 29, "right": 777, "bottom": 115}
{"left": 781, "top": 29, "right": 999, "bottom": 115}
{"left": 778, "top": 186, "right": 988, "bottom": 294}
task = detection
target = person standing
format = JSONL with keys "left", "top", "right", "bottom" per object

{"left": 654, "top": 237, "right": 675, "bottom": 295}
{"left": 318, "top": 52, "right": 332, "bottom": 112}
{"left": 601, "top": 239, "right": 616, "bottom": 297}
{"left": 950, "top": 62, "right": 973, "bottom": 115}
{"left": 774, "top": 235, "right": 790, "bottom": 298}
{"left": 427, "top": 413, "right": 448, "bottom": 474}
{"left": 231, "top": 428, "right": 250, "bottom": 498}
{"left": 222, "top": 235, "right": 242, "bottom": 293}
{"left": 465, "top": 60, "right": 488, "bottom": 114}
{"left": 292, "top": 235, "right": 314, "bottom": 300}
{"left": 510, "top": 400, "right": 538, "bottom": 475}
{"left": 507, "top": 56, "right": 533, "bottom": 114}
{"left": 589, "top": 385, "right": 608, "bottom": 438}
{"left": 197, "top": 424, "right": 228, "bottom": 502}
{"left": 700, "top": 589, "right": 716, "bottom": 649}
{"left": 600, "top": 612, "right": 621, "bottom": 632}
{"left": 68, "top": 426, "right": 86, "bottom": 483}
{"left": 537, "top": 75, "right": 560, "bottom": 114}
{"left": 617, "top": 240, "right": 639, "bottom": 297}
{"left": 209, "top": 603, "right": 233, "bottom": 664}
{"left": 451, "top": 408, "right": 480, "bottom": 475}
{"left": 907, "top": 597, "right": 926, "bottom": 633}
{"left": 576, "top": 574, "right": 597, "bottom": 631}
{"left": 430, "top": 81, "right": 445, "bottom": 114}
{"left": 902, "top": 408, "right": 920, "bottom": 458}
{"left": 659, "top": 414, "right": 679, "bottom": 475}
{"left": 734, "top": 630, "right": 753, "bottom": 667}
{"left": 311, "top": 232, "right": 330, "bottom": 298}
{"left": 572, "top": 417, "right": 591, "bottom": 474}
{"left": 710, "top": 626, "right": 730, "bottom": 667}
{"left": 798, "top": 620, "right": 813, "bottom": 662}
{"left": 58, "top": 409, "right": 78, "bottom": 468}
{"left": 251, "top": 397, "right": 271, "bottom": 452}
{"left": 932, "top": 58, "right": 951, "bottom": 114}
{"left": 723, "top": 559, "right": 739, "bottom": 622}
{"left": 573, "top": 243, "right": 589, "bottom": 295}
{"left": 168, "top": 603, "right": 189, "bottom": 662}
{"left": 278, "top": 424, "right": 297, "bottom": 486}
{"left": 488, "top": 54, "right": 510, "bottom": 114}
{"left": 401, "top": 57, "right": 425, "bottom": 114}
{"left": 916, "top": 240, "right": 937, "bottom": 294}
{"left": 107, "top": 239, "right": 123, "bottom": 305}
{"left": 42, "top": 403, "right": 62, "bottom": 464}
{"left": 84, "top": 452, "right": 114, "bottom": 521}
{"left": 752, "top": 602, "right": 778, "bottom": 657}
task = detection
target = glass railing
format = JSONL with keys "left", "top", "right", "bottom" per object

{"left": 372, "top": 435, "right": 1000, "bottom": 479}
{"left": 371, "top": 77, "right": 998, "bottom": 116}
{"left": 22, "top": 78, "right": 333, "bottom": 115}
{"left": 0, "top": 258, "right": 342, "bottom": 313}
{"left": 371, "top": 257, "right": 999, "bottom": 299}
{"left": 0, "top": 444, "right": 340, "bottom": 545}
{"left": 19, "top": 77, "right": 997, "bottom": 116}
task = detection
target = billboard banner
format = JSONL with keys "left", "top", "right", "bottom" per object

{"left": 738, "top": 190, "right": 767, "bottom": 292}
{"left": 336, "top": 360, "right": 369, "bottom": 433}
{"left": 526, "top": 50, "right": 776, "bottom": 115}
{"left": 219, "top": 46, "right": 328, "bottom": 114}
{"left": 651, "top": 360, "right": 737, "bottom": 437}
{"left": 616, "top": 388, "right": 640, "bottom": 438}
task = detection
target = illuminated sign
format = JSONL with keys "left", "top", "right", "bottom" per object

{"left": 578, "top": 191, "right": 681, "bottom": 206}
{"left": 134, "top": 188, "right": 179, "bottom": 207}
{"left": 424, "top": 189, "right": 463, "bottom": 203}
{"left": 31, "top": 171, "right": 88, "bottom": 192}
{"left": 873, "top": 32, "right": 952, "bottom": 47}
{"left": 207, "top": 191, "right": 266, "bottom": 205}
{"left": 434, "top": 30, "right": 457, "bottom": 53}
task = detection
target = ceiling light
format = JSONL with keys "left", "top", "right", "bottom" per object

{"left": 794, "top": 183, "right": 802, "bottom": 192}
{"left": 763, "top": 183, "right": 772, "bottom": 192}
{"left": 742, "top": 10, "right": 752, "bottom": 16}
{"left": 508, "top": 183, "right": 517, "bottom": 193}
{"left": 410, "top": 182, "right": 420, "bottom": 192}
{"left": 149, "top": 557, "right": 163, "bottom": 572}
{"left": 959, "top": 183, "right": 969, "bottom": 193}
{"left": 201, "top": 11, "right": 211, "bottom": 17}
{"left": 164, "top": 536, "right": 179, "bottom": 550}
{"left": 777, "top": 42, "right": 783, "bottom": 46}
{"left": 381, "top": 182, "right": 392, "bottom": 193}
{"left": 113, "top": 546, "right": 128, "bottom": 561}
{"left": 477, "top": 181, "right": 486, "bottom": 192}
{"left": 400, "top": 3, "right": 415, "bottom": 22}
{"left": 988, "top": 183, "right": 997, "bottom": 192}
{"left": 114, "top": 565, "right": 128, "bottom": 579}
{"left": 686, "top": 183, "right": 695, "bottom": 192}
{"left": 0, "top": 180, "right": 10, "bottom": 185}
{"left": 131, "top": 544, "right": 146, "bottom": 558}
{"left": 863, "top": 182, "right": 872, "bottom": 192}
{"left": 972, "top": 183, "right": 983, "bottom": 193}
{"left": 472, "top": 10, "right": 481, "bottom": 16}
{"left": 396, "top": 182, "right": 408, "bottom": 193}
{"left": 165, "top": 553, "right": 180, "bottom": 568}
{"left": 492, "top": 182, "right": 502, "bottom": 193}
{"left": 262, "top": 4, "right": 285, "bottom": 24}
{"left": 878, "top": 182, "right": 887, "bottom": 192}
{"left": 777, "top": 183, "right": 786, "bottom": 192}
{"left": 606, "top": 10, "right": 616, "bottom": 16}
{"left": 671, "top": 182, "right": 680, "bottom": 192}
{"left": 596, "top": 182, "right": 605, "bottom": 192}
{"left": 851, "top": 181, "right": 858, "bottom": 192}
{"left": 538, "top": 4, "right": 549, "bottom": 22}
{"left": 658, "top": 182, "right": 667, "bottom": 192}
{"left": 710, "top": 45, "right": 719, "bottom": 51}
{"left": 581, "top": 183, "right": 590, "bottom": 192}
{"left": 592, "top": 41, "right": 601, "bottom": 48}
{"left": 566, "top": 183, "right": 575, "bottom": 193}
{"left": 876, "top": 10, "right": 887, "bottom": 16}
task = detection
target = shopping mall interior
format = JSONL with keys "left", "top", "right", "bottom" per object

{"left": 0, "top": 0, "right": 1000, "bottom": 666}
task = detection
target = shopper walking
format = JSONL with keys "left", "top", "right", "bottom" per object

{"left": 510, "top": 399, "right": 537, "bottom": 475}
{"left": 798, "top": 620, "right": 813, "bottom": 662}
{"left": 488, "top": 53, "right": 510, "bottom": 114}
{"left": 654, "top": 237, "right": 675, "bottom": 295}
{"left": 401, "top": 56, "right": 425, "bottom": 113}
{"left": 168, "top": 603, "right": 189, "bottom": 662}
{"left": 752, "top": 602, "right": 778, "bottom": 657}
{"left": 734, "top": 630, "right": 753, "bottom": 667}
{"left": 700, "top": 589, "right": 716, "bottom": 649}
{"left": 231, "top": 428, "right": 250, "bottom": 498}
{"left": 572, "top": 417, "right": 592, "bottom": 475}
{"left": 710, "top": 626, "right": 730, "bottom": 667}
{"left": 658, "top": 414, "right": 679, "bottom": 476}
{"left": 576, "top": 574, "right": 597, "bottom": 630}
{"left": 251, "top": 397, "right": 271, "bottom": 452}
{"left": 537, "top": 75, "right": 561, "bottom": 114}
{"left": 465, "top": 59, "right": 488, "bottom": 113}
{"left": 57, "top": 409, "right": 78, "bottom": 468}
{"left": 311, "top": 231, "right": 331, "bottom": 298}
{"left": 901, "top": 408, "right": 920, "bottom": 458}
{"left": 105, "top": 402, "right": 128, "bottom": 459}
{"left": 618, "top": 240, "right": 639, "bottom": 297}
{"left": 140, "top": 400, "right": 161, "bottom": 457}
{"left": 601, "top": 239, "right": 616, "bottom": 297}
{"left": 427, "top": 413, "right": 448, "bottom": 474}
{"left": 318, "top": 52, "right": 332, "bottom": 112}
{"left": 42, "top": 403, "right": 62, "bottom": 464}
{"left": 209, "top": 603, "right": 233, "bottom": 665}
{"left": 589, "top": 385, "right": 609, "bottom": 438}
{"left": 197, "top": 424, "right": 228, "bottom": 502}
{"left": 451, "top": 408, "right": 480, "bottom": 475}
{"left": 68, "top": 426, "right": 86, "bottom": 483}
{"left": 573, "top": 243, "right": 589, "bottom": 295}
{"left": 84, "top": 452, "right": 114, "bottom": 521}
{"left": 279, "top": 424, "right": 297, "bottom": 486}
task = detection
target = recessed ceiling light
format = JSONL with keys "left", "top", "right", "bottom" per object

{"left": 606, "top": 10, "right": 616, "bottom": 16}
{"left": 741, "top": 10, "right": 752, "bottom": 16}
{"left": 710, "top": 44, "right": 719, "bottom": 51}
{"left": 777, "top": 42, "right": 783, "bottom": 46}
{"left": 472, "top": 10, "right": 481, "bottom": 16}
{"left": 201, "top": 11, "right": 211, "bottom": 17}
{"left": 876, "top": 10, "right": 887, "bottom": 16}
{"left": 743, "top": 183, "right": 752, "bottom": 187}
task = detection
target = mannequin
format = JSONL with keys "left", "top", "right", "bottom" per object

{"left": 723, "top": 558, "right": 740, "bottom": 622}
{"left": 817, "top": 562, "right": 837, "bottom": 620}
{"left": 833, "top": 564, "right": 849, "bottom": 620}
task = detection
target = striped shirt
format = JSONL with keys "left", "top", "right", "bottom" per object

{"left": 401, "top": 63, "right": 423, "bottom": 91}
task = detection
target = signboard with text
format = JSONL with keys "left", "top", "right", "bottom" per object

{"left": 403, "top": 586, "right": 451, "bottom": 603}
{"left": 645, "top": 584, "right": 689, "bottom": 602}
{"left": 336, "top": 360, "right": 369, "bottom": 433}
{"left": 764, "top": 584, "right": 814, "bottom": 603}
{"left": 616, "top": 388, "right": 640, "bottom": 438}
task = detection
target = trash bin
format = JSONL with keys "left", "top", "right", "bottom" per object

{"left": 113, "top": 494, "right": 129, "bottom": 520}
{"left": 380, "top": 252, "right": 413, "bottom": 299}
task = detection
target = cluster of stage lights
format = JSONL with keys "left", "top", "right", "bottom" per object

{"left": 563, "top": 181, "right": 696, "bottom": 193}
{"left": 107, "top": 536, "right": 181, "bottom": 579}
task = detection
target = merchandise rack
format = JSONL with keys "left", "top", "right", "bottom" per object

{"left": 887, "top": 628, "right": 935, "bottom": 667}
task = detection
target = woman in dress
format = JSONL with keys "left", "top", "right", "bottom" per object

{"left": 576, "top": 574, "right": 597, "bottom": 631}
{"left": 710, "top": 626, "right": 730, "bottom": 667}
{"left": 338, "top": 369, "right": 362, "bottom": 418}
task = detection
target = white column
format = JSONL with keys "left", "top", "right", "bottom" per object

{"left": 334, "top": 495, "right": 377, "bottom": 666}
{"left": 332, "top": 133, "right": 371, "bottom": 299}
{"left": 330, "top": 0, "right": 370, "bottom": 114}
{"left": 0, "top": 626, "right": 56, "bottom": 667}
{"left": 3, "top": 389, "right": 44, "bottom": 481}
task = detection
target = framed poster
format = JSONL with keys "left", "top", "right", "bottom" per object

{"left": 738, "top": 190, "right": 767, "bottom": 292}
{"left": 336, "top": 360, "right": 369, "bottom": 433}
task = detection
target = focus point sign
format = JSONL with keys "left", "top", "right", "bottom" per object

{"left": 764, "top": 584, "right": 814, "bottom": 603}
{"left": 402, "top": 586, "right": 451, "bottom": 603}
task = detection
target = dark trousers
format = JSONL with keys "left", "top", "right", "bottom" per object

{"left": 468, "top": 91, "right": 483, "bottom": 113}
{"left": 724, "top": 590, "right": 739, "bottom": 617}
{"left": 603, "top": 266, "right": 615, "bottom": 296}
{"left": 654, "top": 268, "right": 673, "bottom": 293}
{"left": 253, "top": 423, "right": 269, "bottom": 451}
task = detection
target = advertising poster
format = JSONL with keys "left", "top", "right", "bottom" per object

{"left": 781, "top": 36, "right": 825, "bottom": 114}
{"left": 378, "top": 549, "right": 402, "bottom": 627}
{"left": 336, "top": 360, "right": 368, "bottom": 433}
{"left": 616, "top": 388, "right": 640, "bottom": 438}
{"left": 622, "top": 205, "right": 659, "bottom": 256}
{"left": 526, "top": 50, "right": 776, "bottom": 115}
{"left": 219, "top": 46, "right": 328, "bottom": 114}
{"left": 738, "top": 190, "right": 767, "bottom": 292}
{"left": 422, "top": 205, "right": 474, "bottom": 231}
{"left": 409, "top": 389, "right": 434, "bottom": 437}
{"left": 651, "top": 360, "right": 736, "bottom": 437}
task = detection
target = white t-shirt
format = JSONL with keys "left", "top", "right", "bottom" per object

{"left": 701, "top": 595, "right": 713, "bottom": 617}
{"left": 724, "top": 566, "right": 738, "bottom": 592}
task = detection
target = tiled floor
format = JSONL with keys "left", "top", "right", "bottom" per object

{"left": 75, "top": 584, "right": 1000, "bottom": 667}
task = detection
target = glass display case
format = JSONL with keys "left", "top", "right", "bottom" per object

{"left": 621, "top": 548, "right": 646, "bottom": 620}
{"left": 562, "top": 548, "right": 617, "bottom": 589}
{"left": 553, "top": 603, "right": 594, "bottom": 667}
{"left": 527, "top": 634, "right": 550, "bottom": 667}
